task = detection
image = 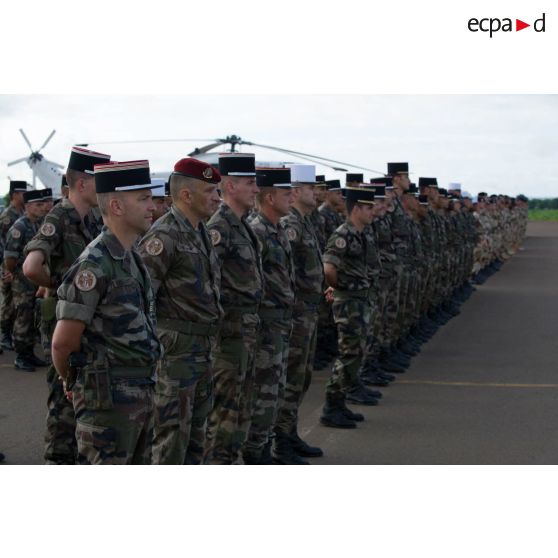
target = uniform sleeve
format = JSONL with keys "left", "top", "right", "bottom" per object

{"left": 323, "top": 230, "right": 347, "bottom": 268}
{"left": 138, "top": 228, "right": 174, "bottom": 296}
{"left": 3, "top": 224, "right": 24, "bottom": 260}
{"left": 281, "top": 214, "right": 302, "bottom": 245}
{"left": 56, "top": 260, "right": 106, "bottom": 325}
{"left": 207, "top": 220, "right": 230, "bottom": 263}
{"left": 24, "top": 210, "right": 62, "bottom": 260}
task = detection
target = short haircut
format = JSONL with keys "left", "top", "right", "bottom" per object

{"left": 169, "top": 174, "right": 198, "bottom": 200}
{"left": 96, "top": 191, "right": 122, "bottom": 216}
{"left": 256, "top": 187, "right": 275, "bottom": 208}
{"left": 346, "top": 199, "right": 357, "bottom": 214}
{"left": 66, "top": 168, "right": 92, "bottom": 189}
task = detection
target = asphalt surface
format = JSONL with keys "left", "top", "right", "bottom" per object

{"left": 1, "top": 221, "right": 557, "bottom": 465}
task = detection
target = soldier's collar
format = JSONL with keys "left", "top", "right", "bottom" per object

{"left": 103, "top": 228, "right": 128, "bottom": 260}
{"left": 170, "top": 205, "right": 196, "bottom": 233}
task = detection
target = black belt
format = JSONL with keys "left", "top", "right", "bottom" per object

{"left": 158, "top": 318, "right": 219, "bottom": 336}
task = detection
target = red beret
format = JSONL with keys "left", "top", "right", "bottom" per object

{"left": 173, "top": 157, "right": 221, "bottom": 184}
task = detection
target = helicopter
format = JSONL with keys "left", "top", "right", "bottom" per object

{"left": 7, "top": 129, "right": 64, "bottom": 196}
{"left": 78, "top": 134, "right": 385, "bottom": 180}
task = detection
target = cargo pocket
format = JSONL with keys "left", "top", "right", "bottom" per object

{"left": 83, "top": 368, "right": 114, "bottom": 410}
{"left": 76, "top": 420, "right": 117, "bottom": 464}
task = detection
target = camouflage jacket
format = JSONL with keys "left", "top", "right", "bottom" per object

{"left": 363, "top": 223, "right": 382, "bottom": 289}
{"left": 390, "top": 196, "right": 413, "bottom": 261}
{"left": 308, "top": 208, "right": 326, "bottom": 253}
{"left": 56, "top": 227, "right": 162, "bottom": 371}
{"left": 207, "top": 202, "right": 263, "bottom": 314}
{"left": 25, "top": 198, "right": 102, "bottom": 289}
{"left": 139, "top": 205, "right": 223, "bottom": 328}
{"left": 4, "top": 215, "right": 41, "bottom": 289}
{"left": 323, "top": 220, "right": 369, "bottom": 292}
{"left": 319, "top": 203, "right": 344, "bottom": 247}
{"left": 0, "top": 205, "right": 24, "bottom": 259}
{"left": 248, "top": 211, "right": 295, "bottom": 310}
{"left": 281, "top": 207, "right": 324, "bottom": 301}
{"left": 374, "top": 214, "right": 398, "bottom": 275}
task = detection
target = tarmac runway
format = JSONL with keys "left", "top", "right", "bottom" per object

{"left": 1, "top": 221, "right": 557, "bottom": 465}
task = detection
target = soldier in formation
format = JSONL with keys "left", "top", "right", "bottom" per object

{"left": 2, "top": 146, "right": 528, "bottom": 464}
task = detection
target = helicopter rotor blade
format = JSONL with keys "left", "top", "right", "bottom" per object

{"left": 38, "top": 129, "right": 56, "bottom": 151}
{"left": 249, "top": 141, "right": 384, "bottom": 174}
{"left": 77, "top": 138, "right": 217, "bottom": 147}
{"left": 187, "top": 141, "right": 226, "bottom": 156}
{"left": 19, "top": 129, "right": 33, "bottom": 151}
{"left": 7, "top": 157, "right": 29, "bottom": 166}
{"left": 43, "top": 158, "right": 65, "bottom": 169}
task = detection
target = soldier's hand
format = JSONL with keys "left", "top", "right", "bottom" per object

{"left": 1, "top": 271, "right": 13, "bottom": 283}
{"left": 61, "top": 379, "right": 73, "bottom": 402}
{"left": 324, "top": 286, "right": 335, "bottom": 303}
{"left": 36, "top": 286, "right": 47, "bottom": 298}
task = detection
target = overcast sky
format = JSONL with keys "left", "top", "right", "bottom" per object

{"left": 1, "top": 94, "right": 556, "bottom": 198}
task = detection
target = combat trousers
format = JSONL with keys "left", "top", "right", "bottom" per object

{"left": 204, "top": 312, "right": 259, "bottom": 464}
{"left": 152, "top": 329, "right": 215, "bottom": 465}
{"left": 274, "top": 299, "right": 318, "bottom": 437}
{"left": 382, "top": 264, "right": 402, "bottom": 348}
{"left": 45, "top": 364, "right": 78, "bottom": 464}
{"left": 326, "top": 293, "right": 372, "bottom": 396}
{"left": 73, "top": 376, "right": 154, "bottom": 465}
{"left": 243, "top": 313, "right": 291, "bottom": 462}
{"left": 360, "top": 286, "right": 381, "bottom": 372}
{"left": 0, "top": 278, "right": 15, "bottom": 337}
{"left": 11, "top": 280, "right": 36, "bottom": 354}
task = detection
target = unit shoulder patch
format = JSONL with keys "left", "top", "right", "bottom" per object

{"left": 40, "top": 222, "right": 56, "bottom": 237}
{"left": 74, "top": 269, "right": 97, "bottom": 292}
{"left": 335, "top": 237, "right": 347, "bottom": 249}
{"left": 145, "top": 237, "right": 164, "bottom": 256}
{"left": 11, "top": 228, "right": 21, "bottom": 239}
{"left": 210, "top": 229, "right": 221, "bottom": 246}
{"left": 286, "top": 228, "right": 297, "bottom": 242}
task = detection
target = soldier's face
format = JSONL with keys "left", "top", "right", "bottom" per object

{"left": 357, "top": 204, "right": 375, "bottom": 226}
{"left": 26, "top": 201, "right": 45, "bottom": 218}
{"left": 231, "top": 176, "right": 259, "bottom": 211}
{"left": 298, "top": 184, "right": 316, "bottom": 209}
{"left": 121, "top": 189, "right": 155, "bottom": 234}
{"left": 271, "top": 188, "right": 293, "bottom": 217}
{"left": 193, "top": 183, "right": 221, "bottom": 220}
{"left": 314, "top": 186, "right": 327, "bottom": 204}
{"left": 152, "top": 198, "right": 167, "bottom": 221}
{"left": 394, "top": 174, "right": 410, "bottom": 192}
{"left": 82, "top": 175, "right": 98, "bottom": 207}
{"left": 328, "top": 190, "right": 344, "bottom": 212}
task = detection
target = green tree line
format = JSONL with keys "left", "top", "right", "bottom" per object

{"left": 529, "top": 198, "right": 558, "bottom": 209}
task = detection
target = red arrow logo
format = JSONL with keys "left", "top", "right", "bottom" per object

{"left": 516, "top": 19, "right": 530, "bottom": 31}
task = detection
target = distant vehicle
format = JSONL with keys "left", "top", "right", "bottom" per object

{"left": 79, "top": 134, "right": 384, "bottom": 181}
{"left": 7, "top": 129, "right": 64, "bottom": 197}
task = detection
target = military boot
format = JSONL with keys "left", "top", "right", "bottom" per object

{"left": 0, "top": 332, "right": 13, "bottom": 351}
{"left": 345, "top": 384, "right": 380, "bottom": 406}
{"left": 272, "top": 433, "right": 309, "bottom": 465}
{"left": 25, "top": 352, "right": 48, "bottom": 367}
{"left": 360, "top": 370, "right": 391, "bottom": 387}
{"left": 289, "top": 429, "right": 323, "bottom": 458}
{"left": 14, "top": 354, "right": 35, "bottom": 371}
{"left": 320, "top": 394, "right": 358, "bottom": 428}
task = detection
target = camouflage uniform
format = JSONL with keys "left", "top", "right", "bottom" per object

{"left": 25, "top": 198, "right": 102, "bottom": 464}
{"left": 0, "top": 205, "right": 23, "bottom": 341}
{"left": 3, "top": 215, "right": 41, "bottom": 355}
{"left": 308, "top": 208, "right": 326, "bottom": 253}
{"left": 315, "top": 202, "right": 344, "bottom": 364}
{"left": 323, "top": 221, "right": 371, "bottom": 398}
{"left": 205, "top": 203, "right": 263, "bottom": 464}
{"left": 274, "top": 207, "right": 323, "bottom": 437}
{"left": 244, "top": 210, "right": 295, "bottom": 462}
{"left": 139, "top": 205, "right": 223, "bottom": 465}
{"left": 56, "top": 228, "right": 162, "bottom": 465}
